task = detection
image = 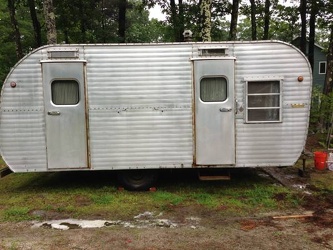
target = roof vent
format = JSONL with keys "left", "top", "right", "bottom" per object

{"left": 47, "top": 48, "right": 79, "bottom": 59}
{"left": 199, "top": 47, "right": 228, "bottom": 56}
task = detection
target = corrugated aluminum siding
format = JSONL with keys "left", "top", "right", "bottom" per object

{"left": 0, "top": 51, "right": 47, "bottom": 172}
{"left": 84, "top": 45, "right": 194, "bottom": 169}
{"left": 0, "top": 41, "right": 311, "bottom": 172}
{"left": 232, "top": 42, "right": 312, "bottom": 166}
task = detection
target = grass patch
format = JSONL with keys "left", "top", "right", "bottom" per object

{"left": 190, "top": 192, "right": 219, "bottom": 207}
{"left": 152, "top": 191, "right": 184, "bottom": 206}
{"left": 0, "top": 168, "right": 303, "bottom": 222}
{"left": 91, "top": 194, "right": 114, "bottom": 205}
{"left": 243, "top": 185, "right": 281, "bottom": 208}
{"left": 3, "top": 207, "right": 32, "bottom": 221}
{"left": 310, "top": 171, "right": 333, "bottom": 191}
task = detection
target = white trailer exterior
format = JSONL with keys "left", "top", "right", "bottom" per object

{"left": 0, "top": 41, "right": 312, "bottom": 183}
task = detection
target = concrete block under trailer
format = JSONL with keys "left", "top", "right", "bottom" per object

{"left": 0, "top": 41, "right": 312, "bottom": 190}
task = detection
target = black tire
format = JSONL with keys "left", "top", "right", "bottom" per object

{"left": 117, "top": 170, "right": 158, "bottom": 191}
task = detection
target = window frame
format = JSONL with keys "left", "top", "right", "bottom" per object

{"left": 199, "top": 76, "right": 228, "bottom": 103}
{"left": 51, "top": 79, "right": 80, "bottom": 106}
{"left": 319, "top": 61, "right": 327, "bottom": 75}
{"left": 245, "top": 78, "right": 283, "bottom": 124}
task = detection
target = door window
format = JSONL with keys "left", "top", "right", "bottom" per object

{"left": 200, "top": 77, "right": 227, "bottom": 102}
{"left": 51, "top": 80, "right": 80, "bottom": 105}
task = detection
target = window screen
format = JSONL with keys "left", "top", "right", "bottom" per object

{"left": 51, "top": 80, "right": 79, "bottom": 105}
{"left": 246, "top": 80, "right": 281, "bottom": 123}
{"left": 200, "top": 77, "right": 227, "bottom": 102}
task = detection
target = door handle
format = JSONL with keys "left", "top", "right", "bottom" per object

{"left": 219, "top": 108, "right": 232, "bottom": 112}
{"left": 48, "top": 111, "right": 60, "bottom": 116}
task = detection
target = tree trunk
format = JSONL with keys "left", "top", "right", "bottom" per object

{"left": 249, "top": 0, "right": 257, "bottom": 40}
{"left": 299, "top": 0, "right": 307, "bottom": 54}
{"left": 229, "top": 0, "right": 239, "bottom": 41}
{"left": 178, "top": 0, "right": 184, "bottom": 41}
{"left": 43, "top": 0, "right": 57, "bottom": 44}
{"left": 263, "top": 0, "right": 270, "bottom": 40}
{"left": 308, "top": 1, "right": 317, "bottom": 71}
{"left": 27, "top": 0, "right": 42, "bottom": 47}
{"left": 170, "top": 0, "right": 179, "bottom": 42}
{"left": 324, "top": 25, "right": 333, "bottom": 95}
{"left": 64, "top": 29, "right": 70, "bottom": 44}
{"left": 78, "top": 1, "right": 87, "bottom": 43}
{"left": 118, "top": 0, "right": 127, "bottom": 43}
{"left": 200, "top": 0, "right": 212, "bottom": 42}
{"left": 8, "top": 0, "right": 23, "bottom": 59}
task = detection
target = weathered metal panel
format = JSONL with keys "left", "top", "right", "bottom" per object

{"left": 89, "top": 108, "right": 193, "bottom": 169}
{"left": 233, "top": 42, "right": 312, "bottom": 167}
{"left": 84, "top": 44, "right": 194, "bottom": 169}
{"left": 0, "top": 51, "right": 47, "bottom": 172}
{"left": 85, "top": 45, "right": 193, "bottom": 107}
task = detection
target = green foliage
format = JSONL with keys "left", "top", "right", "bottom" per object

{"left": 211, "top": 18, "right": 230, "bottom": 41}
{"left": 152, "top": 191, "right": 184, "bottom": 205}
{"left": 16, "top": 3, "right": 40, "bottom": 52}
{"left": 242, "top": 185, "right": 279, "bottom": 208}
{"left": 310, "top": 171, "right": 333, "bottom": 192}
{"left": 310, "top": 86, "right": 333, "bottom": 132}
{"left": 126, "top": 3, "right": 167, "bottom": 43}
{"left": 91, "top": 194, "right": 114, "bottom": 205}
{"left": 3, "top": 207, "right": 32, "bottom": 221}
{"left": 0, "top": 1, "right": 18, "bottom": 83}
{"left": 0, "top": 0, "right": 44, "bottom": 84}
{"left": 55, "top": 0, "right": 117, "bottom": 43}
{"left": 190, "top": 192, "right": 219, "bottom": 207}
{"left": 236, "top": 18, "right": 252, "bottom": 40}
{"left": 268, "top": 4, "right": 300, "bottom": 42}
{"left": 238, "top": 2, "right": 301, "bottom": 42}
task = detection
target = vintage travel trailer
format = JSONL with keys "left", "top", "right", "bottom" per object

{"left": 0, "top": 41, "right": 312, "bottom": 189}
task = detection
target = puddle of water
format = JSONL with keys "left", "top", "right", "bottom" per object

{"left": 104, "top": 221, "right": 122, "bottom": 227}
{"left": 52, "top": 223, "right": 71, "bottom": 230}
{"left": 32, "top": 212, "right": 185, "bottom": 230}
{"left": 60, "top": 222, "right": 81, "bottom": 229}
{"left": 33, "top": 219, "right": 108, "bottom": 230}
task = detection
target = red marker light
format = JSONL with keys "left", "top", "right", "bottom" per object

{"left": 297, "top": 76, "right": 304, "bottom": 82}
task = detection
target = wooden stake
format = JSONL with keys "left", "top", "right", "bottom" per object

{"left": 273, "top": 213, "right": 313, "bottom": 220}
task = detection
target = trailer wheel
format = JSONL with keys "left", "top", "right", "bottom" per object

{"left": 117, "top": 170, "right": 158, "bottom": 191}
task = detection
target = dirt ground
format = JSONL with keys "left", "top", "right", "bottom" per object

{"left": 1, "top": 167, "right": 333, "bottom": 250}
{"left": 1, "top": 207, "right": 333, "bottom": 250}
{"left": 1, "top": 134, "right": 333, "bottom": 250}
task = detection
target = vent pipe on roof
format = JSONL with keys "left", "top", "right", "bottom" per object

{"left": 183, "top": 30, "right": 193, "bottom": 42}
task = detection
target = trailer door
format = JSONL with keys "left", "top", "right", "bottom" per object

{"left": 194, "top": 59, "right": 235, "bottom": 165}
{"left": 42, "top": 62, "right": 88, "bottom": 169}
